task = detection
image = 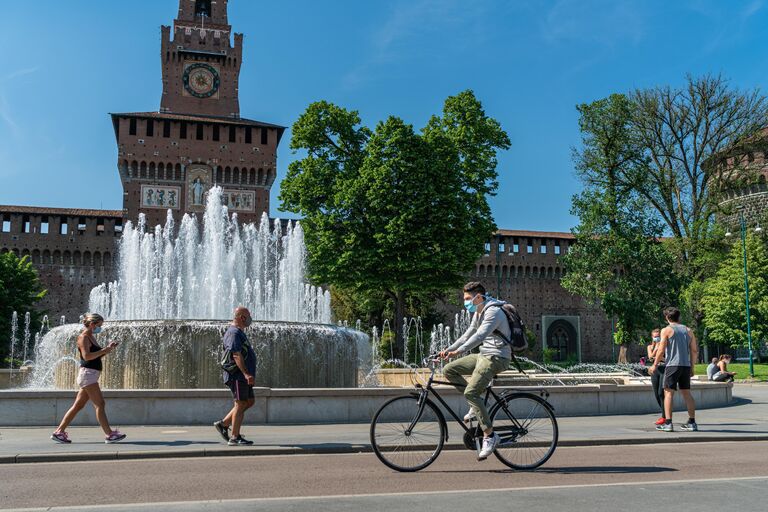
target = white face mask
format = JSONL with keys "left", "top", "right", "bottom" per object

{"left": 92, "top": 326, "right": 102, "bottom": 334}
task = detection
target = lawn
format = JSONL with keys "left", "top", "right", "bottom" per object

{"left": 694, "top": 362, "right": 768, "bottom": 382}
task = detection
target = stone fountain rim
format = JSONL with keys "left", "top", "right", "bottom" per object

{"left": 49, "top": 319, "right": 367, "bottom": 332}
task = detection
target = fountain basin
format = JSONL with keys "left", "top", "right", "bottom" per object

{"left": 29, "top": 320, "right": 370, "bottom": 389}
{"left": 0, "top": 381, "right": 732, "bottom": 426}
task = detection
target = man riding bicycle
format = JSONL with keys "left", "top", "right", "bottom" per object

{"left": 439, "top": 281, "right": 511, "bottom": 461}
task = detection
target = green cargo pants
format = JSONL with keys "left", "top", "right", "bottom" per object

{"left": 442, "top": 353, "right": 510, "bottom": 431}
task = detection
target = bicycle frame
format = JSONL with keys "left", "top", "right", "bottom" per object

{"left": 405, "top": 362, "right": 549, "bottom": 443}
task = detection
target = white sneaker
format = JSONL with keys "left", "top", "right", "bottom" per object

{"left": 463, "top": 409, "right": 477, "bottom": 422}
{"left": 478, "top": 432, "right": 499, "bottom": 461}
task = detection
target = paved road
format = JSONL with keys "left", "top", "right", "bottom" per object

{"left": 1, "top": 441, "right": 767, "bottom": 511}
{"left": 2, "top": 384, "right": 767, "bottom": 463}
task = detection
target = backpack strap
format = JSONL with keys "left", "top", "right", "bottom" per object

{"left": 484, "top": 303, "right": 513, "bottom": 345}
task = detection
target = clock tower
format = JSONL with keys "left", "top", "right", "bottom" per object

{"left": 160, "top": 0, "right": 241, "bottom": 117}
{"left": 110, "top": 0, "right": 284, "bottom": 227}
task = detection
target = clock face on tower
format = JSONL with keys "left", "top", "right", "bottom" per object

{"left": 182, "top": 63, "right": 220, "bottom": 98}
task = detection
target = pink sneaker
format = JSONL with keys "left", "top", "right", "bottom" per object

{"left": 105, "top": 430, "right": 126, "bottom": 444}
{"left": 51, "top": 431, "right": 71, "bottom": 444}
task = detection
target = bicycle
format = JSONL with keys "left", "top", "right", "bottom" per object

{"left": 370, "top": 354, "right": 558, "bottom": 472}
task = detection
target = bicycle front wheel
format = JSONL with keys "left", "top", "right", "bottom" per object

{"left": 490, "top": 393, "right": 558, "bottom": 470}
{"left": 370, "top": 395, "right": 445, "bottom": 472}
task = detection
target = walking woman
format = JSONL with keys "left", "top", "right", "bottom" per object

{"left": 51, "top": 313, "right": 127, "bottom": 444}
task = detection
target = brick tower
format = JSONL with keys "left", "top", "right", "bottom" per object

{"left": 111, "top": 0, "right": 284, "bottom": 227}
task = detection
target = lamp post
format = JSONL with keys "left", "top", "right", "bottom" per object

{"left": 725, "top": 208, "right": 762, "bottom": 378}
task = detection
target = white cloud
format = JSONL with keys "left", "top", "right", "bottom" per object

{"left": 341, "top": 0, "right": 490, "bottom": 90}
{"left": 2, "top": 67, "right": 39, "bottom": 82}
{"left": 540, "top": 0, "right": 646, "bottom": 47}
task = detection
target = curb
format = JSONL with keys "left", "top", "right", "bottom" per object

{"left": 4, "top": 435, "right": 768, "bottom": 464}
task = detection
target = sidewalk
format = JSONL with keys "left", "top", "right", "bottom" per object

{"left": 2, "top": 384, "right": 767, "bottom": 464}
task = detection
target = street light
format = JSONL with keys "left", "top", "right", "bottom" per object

{"left": 724, "top": 208, "right": 761, "bottom": 378}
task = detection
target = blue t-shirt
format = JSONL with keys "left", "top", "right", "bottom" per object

{"left": 222, "top": 325, "right": 256, "bottom": 383}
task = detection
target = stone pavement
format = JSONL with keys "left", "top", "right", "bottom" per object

{"left": 1, "top": 384, "right": 766, "bottom": 464}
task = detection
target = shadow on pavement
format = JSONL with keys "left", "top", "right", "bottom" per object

{"left": 123, "top": 440, "right": 221, "bottom": 446}
{"left": 536, "top": 465, "right": 678, "bottom": 474}
{"left": 725, "top": 397, "right": 753, "bottom": 407}
{"left": 693, "top": 428, "right": 768, "bottom": 434}
{"left": 429, "top": 466, "right": 677, "bottom": 475}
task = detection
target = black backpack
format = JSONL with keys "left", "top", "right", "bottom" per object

{"left": 486, "top": 302, "right": 529, "bottom": 353}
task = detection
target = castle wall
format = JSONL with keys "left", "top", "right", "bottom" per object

{"left": 114, "top": 114, "right": 278, "bottom": 227}
{"left": 0, "top": 207, "right": 121, "bottom": 322}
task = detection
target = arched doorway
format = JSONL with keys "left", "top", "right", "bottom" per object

{"left": 546, "top": 319, "right": 578, "bottom": 362}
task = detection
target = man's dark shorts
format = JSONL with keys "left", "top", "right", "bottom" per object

{"left": 663, "top": 365, "right": 691, "bottom": 390}
{"left": 227, "top": 379, "right": 255, "bottom": 401}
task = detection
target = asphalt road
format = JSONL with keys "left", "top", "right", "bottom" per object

{"left": 1, "top": 440, "right": 766, "bottom": 511}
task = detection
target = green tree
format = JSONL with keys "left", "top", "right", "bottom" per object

{"left": 280, "top": 90, "right": 510, "bottom": 357}
{"left": 0, "top": 253, "right": 47, "bottom": 363}
{"left": 563, "top": 95, "right": 681, "bottom": 359}
{"left": 701, "top": 232, "right": 768, "bottom": 354}
{"left": 628, "top": 74, "right": 768, "bottom": 269}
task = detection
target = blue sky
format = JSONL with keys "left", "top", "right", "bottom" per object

{"left": 1, "top": 0, "right": 767, "bottom": 232}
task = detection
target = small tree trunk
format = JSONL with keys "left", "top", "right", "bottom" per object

{"left": 617, "top": 344, "right": 628, "bottom": 364}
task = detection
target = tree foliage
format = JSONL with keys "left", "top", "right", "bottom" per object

{"left": 701, "top": 232, "right": 768, "bottom": 349}
{"left": 0, "top": 253, "right": 47, "bottom": 362}
{"left": 280, "top": 91, "right": 510, "bottom": 356}
{"left": 563, "top": 95, "right": 681, "bottom": 351}
{"left": 629, "top": 75, "right": 767, "bottom": 267}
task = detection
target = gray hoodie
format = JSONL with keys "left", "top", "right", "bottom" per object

{"left": 446, "top": 299, "right": 512, "bottom": 359}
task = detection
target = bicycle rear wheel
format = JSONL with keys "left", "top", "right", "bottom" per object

{"left": 490, "top": 393, "right": 558, "bottom": 470}
{"left": 370, "top": 395, "right": 445, "bottom": 472}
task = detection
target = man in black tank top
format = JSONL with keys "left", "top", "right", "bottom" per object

{"left": 650, "top": 307, "right": 699, "bottom": 432}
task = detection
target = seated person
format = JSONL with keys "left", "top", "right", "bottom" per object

{"left": 712, "top": 355, "right": 737, "bottom": 382}
{"left": 706, "top": 357, "right": 719, "bottom": 381}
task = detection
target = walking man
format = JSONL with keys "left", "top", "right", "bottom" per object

{"left": 214, "top": 307, "right": 257, "bottom": 446}
{"left": 650, "top": 306, "right": 699, "bottom": 432}
{"left": 439, "top": 282, "right": 511, "bottom": 461}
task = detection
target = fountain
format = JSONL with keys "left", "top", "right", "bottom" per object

{"left": 27, "top": 186, "right": 369, "bottom": 390}
{"left": 0, "top": 189, "right": 730, "bottom": 424}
